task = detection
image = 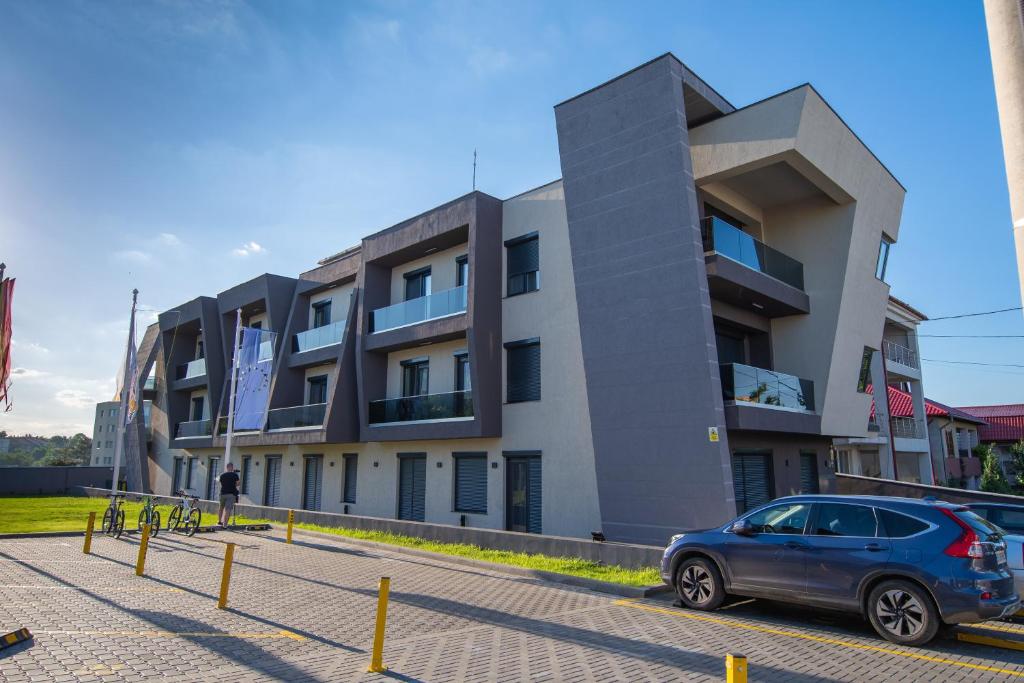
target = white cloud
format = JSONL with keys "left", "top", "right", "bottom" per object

{"left": 55, "top": 389, "right": 95, "bottom": 408}
{"left": 157, "top": 232, "right": 183, "bottom": 247}
{"left": 10, "top": 339, "right": 49, "bottom": 354}
{"left": 231, "top": 241, "right": 267, "bottom": 257}
{"left": 112, "top": 249, "right": 152, "bottom": 263}
{"left": 10, "top": 367, "right": 51, "bottom": 380}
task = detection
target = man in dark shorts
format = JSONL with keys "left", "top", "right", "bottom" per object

{"left": 218, "top": 462, "right": 240, "bottom": 527}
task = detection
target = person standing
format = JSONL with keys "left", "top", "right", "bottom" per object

{"left": 218, "top": 462, "right": 241, "bottom": 527}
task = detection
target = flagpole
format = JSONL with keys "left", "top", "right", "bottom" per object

{"left": 110, "top": 289, "right": 137, "bottom": 504}
{"left": 224, "top": 308, "right": 242, "bottom": 471}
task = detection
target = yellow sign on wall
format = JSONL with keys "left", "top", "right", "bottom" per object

{"left": 708, "top": 427, "right": 720, "bottom": 443}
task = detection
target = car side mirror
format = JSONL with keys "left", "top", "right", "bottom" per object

{"left": 730, "top": 520, "right": 755, "bottom": 536}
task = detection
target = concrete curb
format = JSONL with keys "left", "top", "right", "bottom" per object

{"left": 0, "top": 531, "right": 86, "bottom": 540}
{"left": 287, "top": 527, "right": 670, "bottom": 599}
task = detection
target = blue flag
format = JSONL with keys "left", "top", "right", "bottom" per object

{"left": 233, "top": 327, "right": 274, "bottom": 430}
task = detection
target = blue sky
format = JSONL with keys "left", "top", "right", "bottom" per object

{"left": 1, "top": 0, "right": 1020, "bottom": 435}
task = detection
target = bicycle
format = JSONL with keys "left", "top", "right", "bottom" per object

{"left": 167, "top": 489, "right": 202, "bottom": 536}
{"left": 137, "top": 495, "right": 161, "bottom": 537}
{"left": 101, "top": 493, "right": 127, "bottom": 539}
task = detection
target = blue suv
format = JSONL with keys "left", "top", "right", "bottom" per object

{"left": 661, "top": 495, "right": 1019, "bottom": 646}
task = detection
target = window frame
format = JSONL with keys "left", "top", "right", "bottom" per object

{"left": 504, "top": 338, "right": 541, "bottom": 403}
{"left": 452, "top": 452, "right": 488, "bottom": 514}
{"left": 876, "top": 508, "right": 935, "bottom": 539}
{"left": 875, "top": 236, "right": 893, "bottom": 281}
{"left": 342, "top": 453, "right": 358, "bottom": 504}
{"left": 856, "top": 347, "right": 875, "bottom": 393}
{"left": 311, "top": 300, "right": 332, "bottom": 328}
{"left": 403, "top": 266, "right": 432, "bottom": 301}
{"left": 505, "top": 232, "right": 540, "bottom": 297}
{"left": 808, "top": 501, "right": 880, "bottom": 538}
{"left": 240, "top": 455, "right": 251, "bottom": 495}
{"left": 307, "top": 374, "right": 329, "bottom": 405}
{"left": 456, "top": 254, "right": 469, "bottom": 288}
{"left": 400, "top": 357, "right": 429, "bottom": 397}
{"left": 454, "top": 351, "right": 471, "bottom": 392}
{"left": 735, "top": 502, "right": 812, "bottom": 536}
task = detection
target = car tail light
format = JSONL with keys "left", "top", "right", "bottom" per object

{"left": 941, "top": 508, "right": 985, "bottom": 558}
{"left": 981, "top": 591, "right": 993, "bottom": 600}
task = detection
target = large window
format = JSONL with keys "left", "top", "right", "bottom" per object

{"left": 875, "top": 236, "right": 892, "bottom": 281}
{"left": 454, "top": 352, "right": 471, "bottom": 392}
{"left": 505, "top": 339, "right": 540, "bottom": 403}
{"left": 312, "top": 300, "right": 331, "bottom": 328}
{"left": 505, "top": 232, "right": 539, "bottom": 296}
{"left": 812, "top": 503, "right": 878, "bottom": 537}
{"left": 857, "top": 347, "right": 875, "bottom": 393}
{"left": 190, "top": 396, "right": 204, "bottom": 421}
{"left": 307, "top": 375, "right": 328, "bottom": 404}
{"left": 404, "top": 267, "right": 431, "bottom": 300}
{"left": 456, "top": 255, "right": 469, "bottom": 287}
{"left": 240, "top": 455, "right": 251, "bottom": 495}
{"left": 343, "top": 454, "right": 358, "bottom": 504}
{"left": 401, "top": 358, "right": 429, "bottom": 397}
{"left": 454, "top": 453, "right": 487, "bottom": 514}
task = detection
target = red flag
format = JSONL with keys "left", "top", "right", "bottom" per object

{"left": 0, "top": 277, "right": 14, "bottom": 411}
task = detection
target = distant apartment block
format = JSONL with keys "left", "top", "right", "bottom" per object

{"left": 141, "top": 55, "right": 908, "bottom": 544}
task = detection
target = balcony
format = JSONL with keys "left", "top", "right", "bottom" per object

{"left": 702, "top": 217, "right": 804, "bottom": 290}
{"left": 370, "top": 285, "right": 467, "bottom": 334}
{"left": 267, "top": 403, "right": 327, "bottom": 431}
{"left": 175, "top": 419, "right": 212, "bottom": 439}
{"left": 144, "top": 375, "right": 156, "bottom": 391}
{"left": 369, "top": 390, "right": 473, "bottom": 425}
{"left": 720, "top": 363, "right": 814, "bottom": 411}
{"left": 883, "top": 339, "right": 919, "bottom": 374}
{"left": 177, "top": 358, "right": 206, "bottom": 380}
{"left": 891, "top": 416, "right": 925, "bottom": 439}
{"left": 294, "top": 321, "right": 345, "bottom": 353}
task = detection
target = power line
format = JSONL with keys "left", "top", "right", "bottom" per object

{"left": 916, "top": 334, "right": 1024, "bottom": 338}
{"left": 923, "top": 306, "right": 1023, "bottom": 321}
{"left": 922, "top": 358, "right": 1024, "bottom": 368}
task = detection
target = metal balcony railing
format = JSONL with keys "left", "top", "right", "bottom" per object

{"left": 368, "top": 390, "right": 474, "bottom": 424}
{"left": 700, "top": 217, "right": 805, "bottom": 290}
{"left": 883, "top": 339, "right": 919, "bottom": 369}
{"left": 266, "top": 403, "right": 327, "bottom": 430}
{"left": 176, "top": 357, "right": 206, "bottom": 380}
{"left": 891, "top": 416, "right": 924, "bottom": 439}
{"left": 370, "top": 285, "right": 467, "bottom": 333}
{"left": 294, "top": 321, "right": 345, "bottom": 353}
{"left": 719, "top": 363, "right": 814, "bottom": 411}
{"left": 175, "top": 419, "right": 212, "bottom": 439}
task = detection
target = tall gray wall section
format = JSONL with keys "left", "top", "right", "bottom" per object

{"left": 554, "top": 55, "right": 737, "bottom": 545}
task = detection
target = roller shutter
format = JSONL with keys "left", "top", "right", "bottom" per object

{"left": 732, "top": 453, "right": 773, "bottom": 514}
{"left": 264, "top": 456, "right": 281, "bottom": 507}
{"left": 398, "top": 455, "right": 426, "bottom": 521}
{"left": 454, "top": 454, "right": 487, "bottom": 514}
{"left": 302, "top": 455, "right": 323, "bottom": 511}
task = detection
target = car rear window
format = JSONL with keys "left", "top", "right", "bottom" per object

{"left": 954, "top": 509, "right": 1003, "bottom": 540}
{"left": 878, "top": 509, "right": 929, "bottom": 538}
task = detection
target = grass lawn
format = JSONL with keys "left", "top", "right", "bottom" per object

{"left": 0, "top": 496, "right": 661, "bottom": 587}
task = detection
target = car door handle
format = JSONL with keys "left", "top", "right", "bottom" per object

{"left": 863, "top": 543, "right": 886, "bottom": 552}
{"left": 784, "top": 541, "right": 808, "bottom": 550}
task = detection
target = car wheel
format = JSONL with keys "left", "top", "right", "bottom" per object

{"left": 675, "top": 557, "right": 725, "bottom": 611}
{"left": 867, "top": 580, "right": 940, "bottom": 646}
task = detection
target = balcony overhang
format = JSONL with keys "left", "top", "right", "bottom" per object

{"left": 705, "top": 254, "right": 810, "bottom": 317}
{"left": 287, "top": 343, "right": 342, "bottom": 369}
{"left": 364, "top": 313, "right": 468, "bottom": 354}
{"left": 724, "top": 403, "right": 822, "bottom": 435}
{"left": 170, "top": 375, "right": 207, "bottom": 392}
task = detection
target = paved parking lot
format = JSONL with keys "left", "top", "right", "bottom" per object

{"left": 2, "top": 527, "right": 1024, "bottom": 681}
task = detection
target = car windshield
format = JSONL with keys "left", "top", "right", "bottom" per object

{"left": 744, "top": 503, "right": 809, "bottom": 534}
{"left": 955, "top": 509, "right": 1003, "bottom": 542}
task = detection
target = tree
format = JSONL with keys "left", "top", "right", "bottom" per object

{"left": 976, "top": 443, "right": 1013, "bottom": 494}
{"left": 1009, "top": 440, "right": 1024, "bottom": 488}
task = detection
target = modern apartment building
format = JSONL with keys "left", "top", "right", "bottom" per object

{"left": 90, "top": 401, "right": 120, "bottom": 466}
{"left": 143, "top": 54, "right": 906, "bottom": 545}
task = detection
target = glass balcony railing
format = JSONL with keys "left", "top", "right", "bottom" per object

{"left": 258, "top": 340, "right": 274, "bottom": 362}
{"left": 144, "top": 375, "right": 156, "bottom": 390}
{"left": 368, "top": 390, "right": 473, "bottom": 424}
{"left": 175, "top": 419, "right": 212, "bottom": 439}
{"left": 293, "top": 321, "right": 345, "bottom": 353}
{"left": 176, "top": 357, "right": 206, "bottom": 380}
{"left": 370, "top": 285, "right": 467, "bottom": 333}
{"left": 266, "top": 403, "right": 327, "bottom": 430}
{"left": 701, "top": 217, "right": 805, "bottom": 290}
{"left": 720, "top": 363, "right": 814, "bottom": 412}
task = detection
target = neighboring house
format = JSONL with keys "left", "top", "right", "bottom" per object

{"left": 956, "top": 404, "right": 1024, "bottom": 480}
{"left": 141, "top": 54, "right": 908, "bottom": 545}
{"left": 90, "top": 401, "right": 120, "bottom": 466}
{"left": 834, "top": 296, "right": 934, "bottom": 484}
{"left": 924, "top": 397, "right": 987, "bottom": 489}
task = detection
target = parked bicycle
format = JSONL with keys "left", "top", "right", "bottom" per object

{"left": 136, "top": 495, "right": 161, "bottom": 537}
{"left": 167, "top": 489, "right": 202, "bottom": 536}
{"left": 101, "top": 493, "right": 127, "bottom": 539}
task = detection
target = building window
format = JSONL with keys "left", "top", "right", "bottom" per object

{"left": 454, "top": 453, "right": 488, "bottom": 514}
{"left": 172, "top": 457, "right": 184, "bottom": 493}
{"left": 404, "top": 267, "right": 431, "bottom": 300}
{"left": 454, "top": 352, "right": 471, "bottom": 392}
{"left": 241, "top": 455, "right": 251, "bottom": 495}
{"left": 196, "top": 339, "right": 205, "bottom": 359}
{"left": 302, "top": 455, "right": 323, "bottom": 511}
{"left": 185, "top": 457, "right": 196, "bottom": 490}
{"left": 505, "top": 338, "right": 540, "bottom": 403}
{"left": 343, "top": 454, "right": 358, "bottom": 504}
{"left": 456, "top": 255, "right": 469, "bottom": 287}
{"left": 875, "top": 236, "right": 892, "bottom": 281}
{"left": 401, "top": 358, "right": 429, "bottom": 397}
{"left": 191, "top": 396, "right": 205, "bottom": 421}
{"left": 312, "top": 300, "right": 331, "bottom": 328}
{"left": 307, "top": 375, "right": 328, "bottom": 404}
{"left": 732, "top": 452, "right": 773, "bottom": 514}
{"left": 505, "top": 453, "right": 541, "bottom": 533}
{"left": 857, "top": 347, "right": 875, "bottom": 393}
{"left": 505, "top": 232, "right": 539, "bottom": 296}
{"left": 799, "top": 452, "right": 820, "bottom": 494}
{"left": 206, "top": 457, "right": 220, "bottom": 500}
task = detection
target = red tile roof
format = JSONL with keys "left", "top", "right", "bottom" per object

{"left": 957, "top": 404, "right": 1024, "bottom": 442}
{"left": 868, "top": 385, "right": 987, "bottom": 424}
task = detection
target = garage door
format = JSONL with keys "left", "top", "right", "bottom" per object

{"left": 398, "top": 454, "right": 426, "bottom": 521}
{"left": 732, "top": 452, "right": 773, "bottom": 514}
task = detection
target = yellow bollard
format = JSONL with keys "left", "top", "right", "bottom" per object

{"left": 135, "top": 523, "right": 151, "bottom": 576}
{"left": 217, "top": 542, "right": 235, "bottom": 609}
{"left": 367, "top": 577, "right": 390, "bottom": 673}
{"left": 286, "top": 509, "right": 294, "bottom": 544}
{"left": 83, "top": 512, "right": 96, "bottom": 555}
{"left": 726, "top": 653, "right": 747, "bottom": 683}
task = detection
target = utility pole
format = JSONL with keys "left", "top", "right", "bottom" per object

{"left": 472, "top": 149, "right": 477, "bottom": 191}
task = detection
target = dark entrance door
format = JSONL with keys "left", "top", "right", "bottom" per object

{"left": 398, "top": 455, "right": 426, "bottom": 521}
{"left": 505, "top": 456, "right": 541, "bottom": 533}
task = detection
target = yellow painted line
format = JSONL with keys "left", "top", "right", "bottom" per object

{"left": 614, "top": 600, "right": 1024, "bottom": 678}
{"left": 958, "top": 631, "right": 1024, "bottom": 652}
{"left": 34, "top": 629, "right": 306, "bottom": 641}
